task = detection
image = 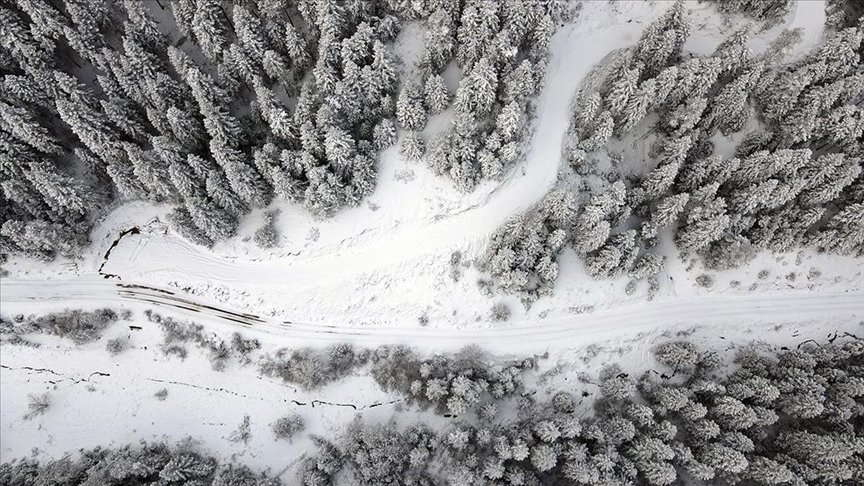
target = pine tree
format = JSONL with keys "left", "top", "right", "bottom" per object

{"left": 676, "top": 191, "right": 730, "bottom": 252}
{"left": 192, "top": 0, "right": 230, "bottom": 62}
{"left": 54, "top": 97, "right": 125, "bottom": 166}
{"left": 373, "top": 118, "right": 397, "bottom": 150}
{"left": 578, "top": 110, "right": 614, "bottom": 152}
{"left": 26, "top": 168, "right": 89, "bottom": 215}
{"left": 284, "top": 23, "right": 311, "bottom": 69}
{"left": 496, "top": 101, "right": 522, "bottom": 142}
{"left": 323, "top": 126, "right": 356, "bottom": 171}
{"left": 209, "top": 140, "right": 269, "bottom": 208}
{"left": 167, "top": 206, "right": 214, "bottom": 247}
{"left": 165, "top": 105, "right": 206, "bottom": 151}
{"left": 454, "top": 57, "right": 497, "bottom": 116}
{"left": 400, "top": 131, "right": 424, "bottom": 161}
{"left": 254, "top": 78, "right": 297, "bottom": 142}
{"left": 606, "top": 64, "right": 641, "bottom": 124}
{"left": 124, "top": 144, "right": 176, "bottom": 202}
{"left": 233, "top": 4, "right": 268, "bottom": 64}
{"left": 15, "top": 0, "right": 68, "bottom": 45}
{"left": 0, "top": 100, "right": 63, "bottom": 154}
{"left": 1, "top": 219, "right": 86, "bottom": 259}
{"left": 798, "top": 153, "right": 861, "bottom": 207}
{"left": 619, "top": 78, "right": 657, "bottom": 134}
{"left": 422, "top": 8, "right": 456, "bottom": 72}
{"left": 396, "top": 83, "right": 426, "bottom": 131}
{"left": 641, "top": 193, "right": 689, "bottom": 238}
{"left": 456, "top": 0, "right": 499, "bottom": 69}
{"left": 100, "top": 97, "right": 150, "bottom": 143}
{"left": 634, "top": 1, "right": 689, "bottom": 76}
{"left": 185, "top": 195, "right": 238, "bottom": 241}
{"left": 261, "top": 49, "right": 290, "bottom": 83}
{"left": 206, "top": 169, "right": 247, "bottom": 217}
{"left": 424, "top": 74, "right": 450, "bottom": 114}
{"left": 504, "top": 60, "right": 536, "bottom": 105}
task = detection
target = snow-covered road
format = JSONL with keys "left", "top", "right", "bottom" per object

{"left": 3, "top": 277, "right": 861, "bottom": 352}
{"left": 3, "top": 1, "right": 849, "bottom": 331}
{"left": 97, "top": 21, "right": 623, "bottom": 288}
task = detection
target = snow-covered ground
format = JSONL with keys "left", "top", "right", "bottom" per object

{"left": 3, "top": 0, "right": 863, "bottom": 479}
{"left": 3, "top": 0, "right": 858, "bottom": 331}
{"left": 2, "top": 277, "right": 862, "bottom": 351}
{"left": 2, "top": 306, "right": 859, "bottom": 477}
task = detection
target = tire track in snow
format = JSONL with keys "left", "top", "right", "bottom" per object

{"left": 2, "top": 278, "right": 861, "bottom": 351}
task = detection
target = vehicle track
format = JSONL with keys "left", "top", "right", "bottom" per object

{"left": 3, "top": 277, "right": 861, "bottom": 351}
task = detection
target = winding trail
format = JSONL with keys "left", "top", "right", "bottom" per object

{"left": 2, "top": 1, "right": 849, "bottom": 345}
{"left": 95, "top": 10, "right": 653, "bottom": 289}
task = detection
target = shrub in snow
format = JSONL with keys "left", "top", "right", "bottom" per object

{"left": 23, "top": 393, "right": 51, "bottom": 420}
{"left": 148, "top": 312, "right": 247, "bottom": 371}
{"left": 105, "top": 337, "right": 128, "bottom": 355}
{"left": 259, "top": 344, "right": 359, "bottom": 390}
{"left": 1, "top": 309, "right": 118, "bottom": 344}
{"left": 695, "top": 274, "right": 715, "bottom": 288}
{"left": 490, "top": 302, "right": 511, "bottom": 321}
{"left": 229, "top": 415, "right": 252, "bottom": 445}
{"left": 253, "top": 210, "right": 280, "bottom": 249}
{"left": 272, "top": 413, "right": 305, "bottom": 441}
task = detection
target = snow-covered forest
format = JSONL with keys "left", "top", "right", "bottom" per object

{"left": 1, "top": 0, "right": 557, "bottom": 258}
{"left": 1, "top": 307, "right": 862, "bottom": 485}
{"left": 1, "top": 0, "right": 863, "bottom": 485}
{"left": 486, "top": 1, "right": 864, "bottom": 303}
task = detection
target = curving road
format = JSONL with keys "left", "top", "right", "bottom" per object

{"left": 90, "top": 1, "right": 833, "bottom": 303}
{"left": 2, "top": 2, "right": 849, "bottom": 350}
{"left": 94, "top": 2, "right": 696, "bottom": 290}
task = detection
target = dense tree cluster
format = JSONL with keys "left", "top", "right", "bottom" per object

{"left": 372, "top": 345, "right": 532, "bottom": 416}
{"left": 0, "top": 440, "right": 280, "bottom": 485}
{"left": 483, "top": 190, "right": 575, "bottom": 302}
{"left": 260, "top": 343, "right": 531, "bottom": 416}
{"left": 394, "top": 0, "right": 560, "bottom": 190}
{"left": 301, "top": 337, "right": 864, "bottom": 485}
{"left": 826, "top": 0, "right": 864, "bottom": 30}
{"left": 3, "top": 323, "right": 862, "bottom": 485}
{"left": 708, "top": 0, "right": 792, "bottom": 23}
{"left": 487, "top": 1, "right": 864, "bottom": 300}
{"left": 1, "top": 0, "right": 482, "bottom": 258}
{"left": 259, "top": 342, "right": 364, "bottom": 389}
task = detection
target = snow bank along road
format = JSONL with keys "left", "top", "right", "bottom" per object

{"left": 2, "top": 278, "right": 861, "bottom": 352}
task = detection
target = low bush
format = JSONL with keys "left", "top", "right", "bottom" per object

{"left": 272, "top": 414, "right": 305, "bottom": 441}
{"left": 1, "top": 309, "right": 119, "bottom": 344}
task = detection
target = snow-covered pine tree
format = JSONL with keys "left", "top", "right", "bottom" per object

{"left": 396, "top": 83, "right": 426, "bottom": 131}
{"left": 191, "top": 0, "right": 230, "bottom": 63}
{"left": 424, "top": 74, "right": 450, "bottom": 114}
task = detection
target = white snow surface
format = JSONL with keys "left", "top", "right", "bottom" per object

{"left": 1, "top": 306, "right": 860, "bottom": 478}
{"left": 2, "top": 0, "right": 863, "bottom": 477}
{"left": 4, "top": 0, "right": 857, "bottom": 330}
